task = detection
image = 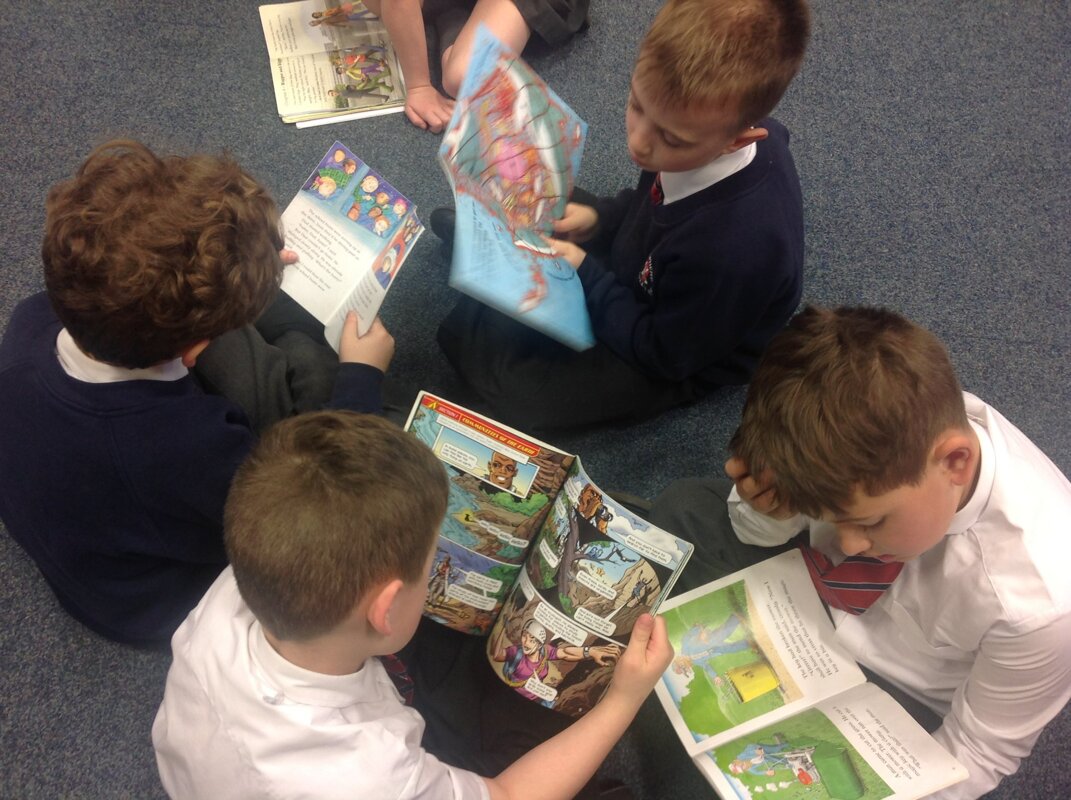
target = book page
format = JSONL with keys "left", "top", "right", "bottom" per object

{"left": 259, "top": 2, "right": 406, "bottom": 118}
{"left": 696, "top": 683, "right": 967, "bottom": 800}
{"left": 404, "top": 393, "right": 575, "bottom": 635}
{"left": 656, "top": 550, "right": 865, "bottom": 755}
{"left": 280, "top": 142, "right": 422, "bottom": 350}
{"left": 485, "top": 463, "right": 693, "bottom": 716}
{"left": 438, "top": 25, "right": 594, "bottom": 350}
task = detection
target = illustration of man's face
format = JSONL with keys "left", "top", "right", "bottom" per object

{"left": 361, "top": 175, "right": 379, "bottom": 193}
{"left": 488, "top": 452, "right": 518, "bottom": 490}
{"left": 576, "top": 484, "right": 601, "bottom": 519}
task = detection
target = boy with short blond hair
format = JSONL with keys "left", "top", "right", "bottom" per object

{"left": 650, "top": 306, "right": 1071, "bottom": 799}
{"left": 0, "top": 140, "right": 391, "bottom": 645}
{"left": 153, "top": 411, "right": 673, "bottom": 800}
{"left": 437, "top": 0, "right": 810, "bottom": 430}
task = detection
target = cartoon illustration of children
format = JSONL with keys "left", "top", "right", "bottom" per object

{"left": 491, "top": 618, "right": 621, "bottom": 706}
{"left": 729, "top": 741, "right": 793, "bottom": 777}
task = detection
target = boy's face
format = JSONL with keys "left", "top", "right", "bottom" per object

{"left": 625, "top": 72, "right": 743, "bottom": 173}
{"left": 823, "top": 462, "right": 963, "bottom": 562}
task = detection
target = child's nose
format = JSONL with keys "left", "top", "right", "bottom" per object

{"left": 836, "top": 526, "right": 871, "bottom": 557}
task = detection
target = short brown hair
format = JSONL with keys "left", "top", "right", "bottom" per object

{"left": 42, "top": 139, "right": 284, "bottom": 368}
{"left": 225, "top": 411, "right": 448, "bottom": 641}
{"left": 635, "top": 0, "right": 810, "bottom": 130}
{"left": 730, "top": 306, "right": 969, "bottom": 516}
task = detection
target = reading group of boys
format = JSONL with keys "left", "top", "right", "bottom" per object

{"left": 0, "top": 2, "right": 1068, "bottom": 799}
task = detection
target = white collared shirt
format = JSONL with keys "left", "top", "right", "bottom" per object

{"left": 728, "top": 393, "right": 1071, "bottom": 799}
{"left": 153, "top": 569, "right": 489, "bottom": 800}
{"left": 56, "top": 328, "right": 186, "bottom": 383}
{"left": 659, "top": 142, "right": 757, "bottom": 205}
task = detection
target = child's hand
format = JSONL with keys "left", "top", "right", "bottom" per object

{"left": 280, "top": 248, "right": 299, "bottom": 265}
{"left": 605, "top": 614, "right": 673, "bottom": 708}
{"left": 338, "top": 311, "right": 394, "bottom": 372}
{"left": 725, "top": 456, "right": 796, "bottom": 519}
{"left": 547, "top": 237, "right": 587, "bottom": 269}
{"left": 553, "top": 202, "right": 599, "bottom": 243}
{"left": 404, "top": 85, "right": 455, "bottom": 133}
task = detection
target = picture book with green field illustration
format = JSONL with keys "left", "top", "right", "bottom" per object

{"left": 655, "top": 550, "right": 967, "bottom": 799}
{"left": 404, "top": 392, "right": 692, "bottom": 717}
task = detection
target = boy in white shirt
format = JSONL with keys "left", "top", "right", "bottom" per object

{"left": 153, "top": 410, "right": 672, "bottom": 800}
{"left": 648, "top": 306, "right": 1071, "bottom": 799}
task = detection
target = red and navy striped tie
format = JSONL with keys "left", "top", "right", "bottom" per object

{"left": 798, "top": 542, "right": 904, "bottom": 614}
{"left": 381, "top": 653, "right": 415, "bottom": 705}
{"left": 649, "top": 172, "right": 664, "bottom": 205}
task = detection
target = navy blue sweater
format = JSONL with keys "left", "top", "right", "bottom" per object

{"left": 0, "top": 293, "right": 382, "bottom": 644}
{"left": 577, "top": 118, "right": 804, "bottom": 387}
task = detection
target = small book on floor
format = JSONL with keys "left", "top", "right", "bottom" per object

{"left": 404, "top": 391, "right": 693, "bottom": 717}
{"left": 258, "top": 1, "right": 407, "bottom": 127}
{"left": 654, "top": 550, "right": 967, "bottom": 799}
{"left": 278, "top": 141, "right": 422, "bottom": 350}
{"left": 438, "top": 26, "right": 595, "bottom": 351}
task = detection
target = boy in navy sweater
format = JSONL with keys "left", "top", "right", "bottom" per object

{"left": 0, "top": 140, "right": 393, "bottom": 645}
{"left": 438, "top": 0, "right": 810, "bottom": 429}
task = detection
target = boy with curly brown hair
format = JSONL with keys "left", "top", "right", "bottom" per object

{"left": 0, "top": 139, "right": 392, "bottom": 645}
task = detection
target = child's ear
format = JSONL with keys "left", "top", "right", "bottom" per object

{"left": 934, "top": 428, "right": 979, "bottom": 487}
{"left": 723, "top": 126, "right": 769, "bottom": 155}
{"left": 366, "top": 578, "right": 404, "bottom": 637}
{"left": 179, "top": 339, "right": 212, "bottom": 368}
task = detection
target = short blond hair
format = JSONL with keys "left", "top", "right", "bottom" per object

{"left": 635, "top": 0, "right": 810, "bottom": 130}
{"left": 730, "top": 306, "right": 969, "bottom": 516}
{"left": 225, "top": 412, "right": 448, "bottom": 641}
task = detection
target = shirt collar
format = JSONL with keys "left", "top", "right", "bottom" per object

{"left": 56, "top": 328, "right": 187, "bottom": 383}
{"left": 945, "top": 418, "right": 995, "bottom": 537}
{"left": 248, "top": 621, "right": 391, "bottom": 709}
{"left": 660, "top": 142, "right": 757, "bottom": 205}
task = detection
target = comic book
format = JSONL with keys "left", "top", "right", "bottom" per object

{"left": 655, "top": 551, "right": 967, "bottom": 799}
{"left": 279, "top": 142, "right": 423, "bottom": 350}
{"left": 404, "top": 392, "right": 693, "bottom": 716}
{"left": 438, "top": 26, "right": 595, "bottom": 351}
{"left": 259, "top": 1, "right": 407, "bottom": 126}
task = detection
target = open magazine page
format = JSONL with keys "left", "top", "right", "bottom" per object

{"left": 656, "top": 550, "right": 865, "bottom": 756}
{"left": 696, "top": 683, "right": 967, "bottom": 800}
{"left": 280, "top": 142, "right": 422, "bottom": 351}
{"left": 485, "top": 465, "right": 693, "bottom": 716}
{"left": 404, "top": 393, "right": 575, "bottom": 635}
{"left": 259, "top": 1, "right": 406, "bottom": 121}
{"left": 438, "top": 25, "right": 594, "bottom": 350}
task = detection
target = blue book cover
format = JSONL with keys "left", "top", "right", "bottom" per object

{"left": 439, "top": 26, "right": 594, "bottom": 350}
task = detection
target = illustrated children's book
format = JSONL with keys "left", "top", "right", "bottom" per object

{"left": 655, "top": 550, "right": 967, "bottom": 799}
{"left": 438, "top": 26, "right": 595, "bottom": 350}
{"left": 404, "top": 392, "right": 693, "bottom": 717}
{"left": 259, "top": 1, "right": 407, "bottom": 126}
{"left": 279, "top": 142, "right": 422, "bottom": 350}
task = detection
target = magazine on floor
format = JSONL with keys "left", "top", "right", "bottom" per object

{"left": 259, "top": 0, "right": 407, "bottom": 126}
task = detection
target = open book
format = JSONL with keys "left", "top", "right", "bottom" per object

{"left": 438, "top": 26, "right": 595, "bottom": 350}
{"left": 404, "top": 392, "right": 693, "bottom": 716}
{"left": 279, "top": 141, "right": 422, "bottom": 350}
{"left": 259, "top": 1, "right": 406, "bottom": 127}
{"left": 655, "top": 550, "right": 967, "bottom": 799}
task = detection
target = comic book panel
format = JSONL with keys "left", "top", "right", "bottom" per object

{"left": 486, "top": 572, "right": 621, "bottom": 717}
{"left": 423, "top": 537, "right": 521, "bottom": 636}
{"left": 525, "top": 468, "right": 692, "bottom": 646}
{"left": 406, "top": 394, "right": 573, "bottom": 564}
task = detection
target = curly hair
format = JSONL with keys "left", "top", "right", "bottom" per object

{"left": 635, "top": 0, "right": 810, "bottom": 131}
{"left": 42, "top": 139, "right": 284, "bottom": 368}
{"left": 225, "top": 411, "right": 448, "bottom": 642}
{"left": 730, "top": 306, "right": 969, "bottom": 517}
